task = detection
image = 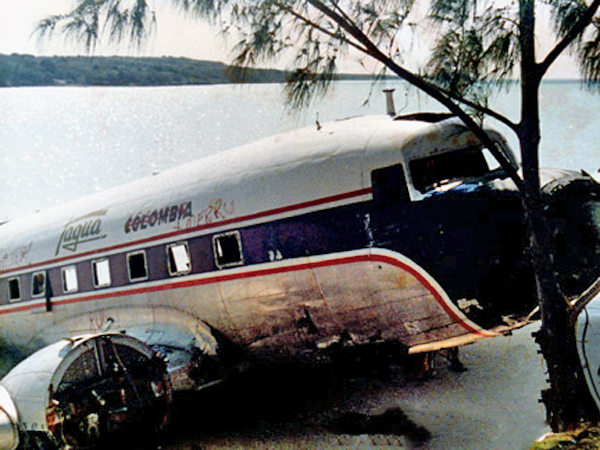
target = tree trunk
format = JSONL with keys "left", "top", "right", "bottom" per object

{"left": 525, "top": 187, "right": 593, "bottom": 430}
{"left": 520, "top": 86, "right": 596, "bottom": 431}
{"left": 519, "top": 0, "right": 598, "bottom": 431}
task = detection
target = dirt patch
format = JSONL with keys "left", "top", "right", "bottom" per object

{"left": 326, "top": 407, "right": 431, "bottom": 442}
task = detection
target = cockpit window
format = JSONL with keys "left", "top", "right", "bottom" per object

{"left": 409, "top": 146, "right": 492, "bottom": 194}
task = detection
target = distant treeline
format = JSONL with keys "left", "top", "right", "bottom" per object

{"left": 0, "top": 54, "right": 374, "bottom": 87}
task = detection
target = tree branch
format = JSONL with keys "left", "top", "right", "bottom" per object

{"left": 539, "top": 0, "right": 600, "bottom": 78}
{"left": 273, "top": 1, "right": 370, "bottom": 55}
{"left": 569, "top": 276, "right": 600, "bottom": 327}
{"left": 436, "top": 84, "right": 520, "bottom": 132}
{"left": 306, "top": 0, "right": 523, "bottom": 190}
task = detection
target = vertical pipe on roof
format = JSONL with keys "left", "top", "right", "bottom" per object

{"left": 383, "top": 89, "right": 396, "bottom": 116}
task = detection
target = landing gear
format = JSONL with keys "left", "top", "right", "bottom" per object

{"left": 441, "top": 347, "right": 468, "bottom": 373}
{"left": 409, "top": 347, "right": 467, "bottom": 378}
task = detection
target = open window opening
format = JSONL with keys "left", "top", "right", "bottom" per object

{"left": 167, "top": 242, "right": 191, "bottom": 276}
{"left": 213, "top": 231, "right": 243, "bottom": 268}
{"left": 92, "top": 259, "right": 112, "bottom": 288}
{"left": 409, "top": 146, "right": 496, "bottom": 194}
{"left": 127, "top": 251, "right": 148, "bottom": 282}
{"left": 62, "top": 266, "right": 79, "bottom": 294}
{"left": 371, "top": 163, "right": 410, "bottom": 206}
{"left": 31, "top": 271, "right": 46, "bottom": 298}
{"left": 8, "top": 277, "right": 21, "bottom": 302}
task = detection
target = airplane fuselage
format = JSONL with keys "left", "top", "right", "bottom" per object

{"left": 0, "top": 114, "right": 597, "bottom": 387}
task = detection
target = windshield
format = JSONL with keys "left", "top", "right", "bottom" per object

{"left": 409, "top": 146, "right": 498, "bottom": 194}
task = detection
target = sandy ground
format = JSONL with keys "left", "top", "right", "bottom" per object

{"left": 154, "top": 322, "right": 549, "bottom": 450}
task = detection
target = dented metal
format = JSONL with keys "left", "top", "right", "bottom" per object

{"left": 0, "top": 111, "right": 598, "bottom": 447}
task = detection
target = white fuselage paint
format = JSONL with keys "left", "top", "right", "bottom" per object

{"left": 0, "top": 115, "right": 517, "bottom": 366}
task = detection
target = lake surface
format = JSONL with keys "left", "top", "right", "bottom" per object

{"left": 1, "top": 80, "right": 599, "bottom": 221}
{"left": 2, "top": 80, "right": 591, "bottom": 448}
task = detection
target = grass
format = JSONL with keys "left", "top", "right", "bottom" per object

{"left": 530, "top": 425, "right": 600, "bottom": 450}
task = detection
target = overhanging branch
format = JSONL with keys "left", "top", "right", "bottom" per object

{"left": 306, "top": 0, "right": 523, "bottom": 190}
{"left": 274, "top": 1, "right": 370, "bottom": 54}
{"left": 436, "top": 85, "right": 520, "bottom": 132}
{"left": 539, "top": 0, "right": 600, "bottom": 78}
{"left": 570, "top": 276, "right": 600, "bottom": 327}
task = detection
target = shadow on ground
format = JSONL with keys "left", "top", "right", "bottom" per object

{"left": 162, "top": 349, "right": 436, "bottom": 449}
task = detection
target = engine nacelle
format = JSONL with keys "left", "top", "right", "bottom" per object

{"left": 0, "top": 333, "right": 171, "bottom": 449}
{"left": 0, "top": 385, "right": 18, "bottom": 450}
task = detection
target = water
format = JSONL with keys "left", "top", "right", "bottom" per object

{"left": 1, "top": 81, "right": 589, "bottom": 447}
{"left": 1, "top": 80, "right": 599, "bottom": 221}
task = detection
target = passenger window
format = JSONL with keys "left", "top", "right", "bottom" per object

{"left": 92, "top": 259, "right": 111, "bottom": 288}
{"left": 62, "top": 266, "right": 79, "bottom": 294}
{"left": 8, "top": 277, "right": 21, "bottom": 302}
{"left": 372, "top": 163, "right": 410, "bottom": 205}
{"left": 213, "top": 232, "right": 243, "bottom": 268}
{"left": 31, "top": 271, "right": 46, "bottom": 298}
{"left": 167, "top": 243, "right": 191, "bottom": 276}
{"left": 127, "top": 251, "right": 148, "bottom": 282}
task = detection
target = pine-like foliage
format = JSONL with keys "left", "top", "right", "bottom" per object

{"left": 36, "top": 0, "right": 600, "bottom": 106}
{"left": 35, "top": 0, "right": 600, "bottom": 432}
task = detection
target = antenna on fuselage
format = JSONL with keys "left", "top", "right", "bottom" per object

{"left": 101, "top": 317, "right": 114, "bottom": 332}
{"left": 383, "top": 89, "right": 396, "bottom": 116}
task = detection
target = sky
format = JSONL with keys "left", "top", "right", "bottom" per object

{"left": 0, "top": 0, "right": 581, "bottom": 78}
{"left": 0, "top": 0, "right": 229, "bottom": 61}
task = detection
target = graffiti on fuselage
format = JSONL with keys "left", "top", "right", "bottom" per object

{"left": 175, "top": 199, "right": 235, "bottom": 231}
{"left": 56, "top": 210, "right": 108, "bottom": 255}
{"left": 124, "top": 201, "right": 193, "bottom": 234}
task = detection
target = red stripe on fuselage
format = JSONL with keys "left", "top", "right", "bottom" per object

{"left": 0, "top": 188, "right": 372, "bottom": 276}
{"left": 0, "top": 251, "right": 490, "bottom": 337}
{"left": 0, "top": 188, "right": 372, "bottom": 275}
{"left": 369, "top": 254, "right": 491, "bottom": 337}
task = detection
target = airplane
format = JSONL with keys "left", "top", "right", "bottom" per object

{"left": 0, "top": 100, "right": 599, "bottom": 449}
